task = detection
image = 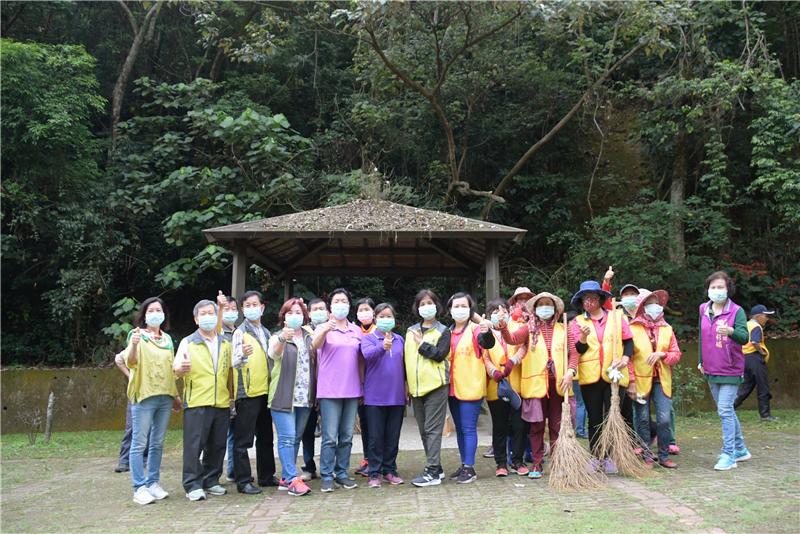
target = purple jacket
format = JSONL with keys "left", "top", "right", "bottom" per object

{"left": 360, "top": 330, "right": 406, "bottom": 406}
{"left": 699, "top": 300, "right": 745, "bottom": 376}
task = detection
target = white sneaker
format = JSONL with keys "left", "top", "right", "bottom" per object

{"left": 206, "top": 484, "right": 227, "bottom": 496}
{"left": 146, "top": 482, "right": 169, "bottom": 500}
{"left": 186, "top": 489, "right": 207, "bottom": 501}
{"left": 133, "top": 486, "right": 155, "bottom": 505}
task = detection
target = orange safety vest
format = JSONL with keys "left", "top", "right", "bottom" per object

{"left": 484, "top": 332, "right": 521, "bottom": 401}
{"left": 450, "top": 322, "right": 487, "bottom": 401}
{"left": 576, "top": 310, "right": 629, "bottom": 387}
{"left": 742, "top": 320, "right": 770, "bottom": 363}
{"left": 520, "top": 322, "right": 571, "bottom": 398}
{"left": 631, "top": 322, "right": 674, "bottom": 398}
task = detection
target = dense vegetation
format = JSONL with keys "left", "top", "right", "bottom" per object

{"left": 2, "top": 1, "right": 798, "bottom": 365}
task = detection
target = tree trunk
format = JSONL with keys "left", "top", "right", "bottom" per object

{"left": 669, "top": 134, "right": 687, "bottom": 267}
{"left": 43, "top": 391, "right": 55, "bottom": 444}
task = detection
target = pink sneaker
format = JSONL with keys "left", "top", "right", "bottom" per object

{"left": 669, "top": 444, "right": 680, "bottom": 455}
{"left": 287, "top": 478, "right": 311, "bottom": 496}
{"left": 382, "top": 473, "right": 404, "bottom": 485}
{"left": 368, "top": 476, "right": 381, "bottom": 488}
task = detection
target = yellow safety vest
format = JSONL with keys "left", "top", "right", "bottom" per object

{"left": 484, "top": 333, "right": 522, "bottom": 401}
{"left": 521, "top": 322, "right": 571, "bottom": 399}
{"left": 233, "top": 329, "right": 270, "bottom": 399}
{"left": 743, "top": 320, "right": 770, "bottom": 363}
{"left": 182, "top": 332, "right": 232, "bottom": 409}
{"left": 576, "top": 310, "right": 629, "bottom": 387}
{"left": 631, "top": 323, "right": 674, "bottom": 398}
{"left": 404, "top": 322, "right": 449, "bottom": 398}
{"left": 450, "top": 323, "right": 487, "bottom": 401}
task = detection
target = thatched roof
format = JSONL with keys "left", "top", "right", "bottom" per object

{"left": 203, "top": 199, "right": 526, "bottom": 278}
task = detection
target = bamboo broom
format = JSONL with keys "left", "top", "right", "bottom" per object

{"left": 549, "top": 313, "right": 606, "bottom": 491}
{"left": 595, "top": 309, "right": 649, "bottom": 478}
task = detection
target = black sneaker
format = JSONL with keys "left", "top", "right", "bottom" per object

{"left": 114, "top": 464, "right": 129, "bottom": 473}
{"left": 334, "top": 476, "right": 358, "bottom": 489}
{"left": 411, "top": 468, "right": 442, "bottom": 487}
{"left": 761, "top": 416, "right": 778, "bottom": 422}
{"left": 457, "top": 466, "right": 477, "bottom": 484}
{"left": 449, "top": 465, "right": 464, "bottom": 480}
{"left": 320, "top": 479, "right": 334, "bottom": 493}
{"left": 436, "top": 465, "right": 445, "bottom": 480}
{"left": 259, "top": 476, "right": 281, "bottom": 487}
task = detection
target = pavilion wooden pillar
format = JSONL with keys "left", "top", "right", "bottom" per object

{"left": 485, "top": 239, "right": 500, "bottom": 304}
{"left": 231, "top": 242, "right": 248, "bottom": 300}
{"left": 283, "top": 278, "right": 293, "bottom": 302}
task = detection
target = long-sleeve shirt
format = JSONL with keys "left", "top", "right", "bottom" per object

{"left": 360, "top": 330, "right": 406, "bottom": 406}
{"left": 501, "top": 321, "right": 580, "bottom": 371}
{"left": 698, "top": 302, "right": 748, "bottom": 384}
{"left": 569, "top": 311, "right": 634, "bottom": 376}
{"left": 418, "top": 326, "right": 451, "bottom": 362}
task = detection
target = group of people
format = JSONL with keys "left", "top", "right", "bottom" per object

{"left": 113, "top": 268, "right": 776, "bottom": 505}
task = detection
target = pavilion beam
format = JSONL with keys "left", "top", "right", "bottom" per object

{"left": 276, "top": 239, "right": 329, "bottom": 281}
{"left": 231, "top": 241, "right": 248, "bottom": 300}
{"left": 246, "top": 245, "right": 283, "bottom": 273}
{"left": 423, "top": 238, "right": 481, "bottom": 271}
{"left": 485, "top": 239, "right": 500, "bottom": 304}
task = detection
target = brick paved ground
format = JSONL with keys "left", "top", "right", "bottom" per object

{"left": 2, "top": 410, "right": 798, "bottom": 533}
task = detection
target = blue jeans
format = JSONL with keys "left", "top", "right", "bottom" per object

{"left": 130, "top": 394, "right": 173, "bottom": 490}
{"left": 448, "top": 397, "right": 482, "bottom": 467}
{"left": 709, "top": 382, "right": 746, "bottom": 457}
{"left": 226, "top": 417, "right": 235, "bottom": 478}
{"left": 271, "top": 407, "right": 311, "bottom": 483}
{"left": 573, "top": 381, "right": 587, "bottom": 437}
{"left": 319, "top": 398, "right": 359, "bottom": 481}
{"left": 634, "top": 382, "right": 672, "bottom": 461}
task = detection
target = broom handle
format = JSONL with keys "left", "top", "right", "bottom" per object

{"left": 563, "top": 312, "right": 570, "bottom": 405}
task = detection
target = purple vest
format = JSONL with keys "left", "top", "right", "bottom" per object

{"left": 699, "top": 300, "right": 744, "bottom": 376}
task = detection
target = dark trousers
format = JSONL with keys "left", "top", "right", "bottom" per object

{"left": 580, "top": 380, "right": 634, "bottom": 455}
{"left": 117, "top": 400, "right": 147, "bottom": 468}
{"left": 734, "top": 353, "right": 772, "bottom": 418}
{"left": 487, "top": 399, "right": 528, "bottom": 467}
{"left": 364, "top": 405, "right": 405, "bottom": 477}
{"left": 301, "top": 406, "right": 318, "bottom": 473}
{"left": 528, "top": 377, "right": 563, "bottom": 470}
{"left": 182, "top": 406, "right": 228, "bottom": 492}
{"left": 233, "top": 395, "right": 275, "bottom": 489}
{"left": 358, "top": 403, "right": 370, "bottom": 461}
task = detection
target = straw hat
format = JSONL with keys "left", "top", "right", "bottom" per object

{"left": 525, "top": 292, "right": 565, "bottom": 321}
{"left": 633, "top": 288, "right": 669, "bottom": 318}
{"left": 507, "top": 286, "right": 534, "bottom": 306}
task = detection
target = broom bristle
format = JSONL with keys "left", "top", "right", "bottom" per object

{"left": 549, "top": 400, "right": 607, "bottom": 491}
{"left": 595, "top": 385, "right": 650, "bottom": 478}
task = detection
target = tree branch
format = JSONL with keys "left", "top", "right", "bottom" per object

{"left": 115, "top": 0, "right": 138, "bottom": 35}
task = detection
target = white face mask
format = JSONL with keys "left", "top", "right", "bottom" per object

{"left": 331, "top": 303, "right": 350, "bottom": 320}
{"left": 357, "top": 311, "right": 374, "bottom": 324}
{"left": 450, "top": 307, "right": 470, "bottom": 322}
{"left": 418, "top": 304, "right": 437, "bottom": 320}
{"left": 644, "top": 303, "right": 663, "bottom": 320}
{"left": 535, "top": 306, "right": 555, "bottom": 321}
{"left": 708, "top": 288, "right": 727, "bottom": 303}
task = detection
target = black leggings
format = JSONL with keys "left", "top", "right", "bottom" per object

{"left": 580, "top": 381, "right": 634, "bottom": 455}
{"left": 487, "top": 399, "right": 528, "bottom": 467}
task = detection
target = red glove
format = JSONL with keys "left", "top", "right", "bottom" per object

{"left": 510, "top": 309, "right": 523, "bottom": 321}
{"left": 502, "top": 360, "right": 515, "bottom": 376}
{"left": 492, "top": 370, "right": 504, "bottom": 383}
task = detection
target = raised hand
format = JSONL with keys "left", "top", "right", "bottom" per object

{"left": 130, "top": 327, "right": 141, "bottom": 346}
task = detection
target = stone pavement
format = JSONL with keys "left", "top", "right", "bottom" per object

{"left": 2, "top": 413, "right": 799, "bottom": 533}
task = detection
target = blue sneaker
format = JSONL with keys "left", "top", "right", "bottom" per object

{"left": 714, "top": 453, "right": 737, "bottom": 471}
{"left": 735, "top": 448, "right": 752, "bottom": 462}
{"left": 528, "top": 468, "right": 543, "bottom": 479}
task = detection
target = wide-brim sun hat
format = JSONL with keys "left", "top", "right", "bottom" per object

{"left": 570, "top": 280, "right": 612, "bottom": 308}
{"left": 633, "top": 288, "right": 669, "bottom": 318}
{"left": 525, "top": 292, "right": 565, "bottom": 321}
{"left": 508, "top": 287, "right": 534, "bottom": 306}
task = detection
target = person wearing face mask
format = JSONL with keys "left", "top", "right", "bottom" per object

{"left": 353, "top": 297, "right": 376, "bottom": 477}
{"left": 569, "top": 280, "right": 635, "bottom": 474}
{"left": 360, "top": 303, "right": 406, "bottom": 487}
{"left": 698, "top": 271, "right": 750, "bottom": 471}
{"left": 405, "top": 289, "right": 451, "bottom": 487}
{"left": 174, "top": 297, "right": 233, "bottom": 501}
{"left": 312, "top": 288, "right": 363, "bottom": 492}
{"left": 734, "top": 304, "right": 778, "bottom": 422}
{"left": 482, "top": 300, "right": 528, "bottom": 477}
{"left": 220, "top": 296, "right": 239, "bottom": 482}
{"left": 123, "top": 297, "right": 180, "bottom": 505}
{"left": 230, "top": 290, "right": 277, "bottom": 494}
{"left": 618, "top": 284, "right": 641, "bottom": 319}
{"left": 267, "top": 298, "right": 316, "bottom": 496}
{"left": 498, "top": 292, "right": 574, "bottom": 479}
{"left": 299, "top": 297, "right": 328, "bottom": 481}
{"left": 629, "top": 289, "right": 681, "bottom": 469}
{"left": 446, "top": 292, "right": 494, "bottom": 484}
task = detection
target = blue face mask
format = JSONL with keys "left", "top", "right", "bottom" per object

{"left": 198, "top": 315, "right": 217, "bottom": 332}
{"left": 535, "top": 306, "right": 555, "bottom": 321}
{"left": 621, "top": 296, "right": 638, "bottom": 310}
{"left": 376, "top": 317, "right": 395, "bottom": 333}
{"left": 644, "top": 303, "right": 663, "bottom": 320}
{"left": 708, "top": 289, "right": 727, "bottom": 303}
{"left": 285, "top": 314, "right": 303, "bottom": 329}
{"left": 310, "top": 310, "right": 328, "bottom": 325}
{"left": 490, "top": 313, "right": 500, "bottom": 327}
{"left": 145, "top": 311, "right": 164, "bottom": 328}
{"left": 418, "top": 304, "right": 437, "bottom": 320}
{"left": 331, "top": 303, "right": 350, "bottom": 320}
{"left": 244, "top": 306, "right": 263, "bottom": 321}
{"left": 450, "top": 307, "right": 470, "bottom": 322}
{"left": 222, "top": 311, "right": 238, "bottom": 325}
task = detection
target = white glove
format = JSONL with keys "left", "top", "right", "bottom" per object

{"left": 607, "top": 367, "right": 623, "bottom": 383}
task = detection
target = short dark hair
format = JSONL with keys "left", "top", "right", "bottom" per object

{"left": 240, "top": 290, "right": 264, "bottom": 306}
{"left": 374, "top": 302, "right": 396, "bottom": 317}
{"left": 413, "top": 289, "right": 443, "bottom": 319}
{"left": 135, "top": 297, "right": 169, "bottom": 330}
{"left": 223, "top": 296, "right": 237, "bottom": 309}
{"left": 308, "top": 297, "right": 326, "bottom": 309}
{"left": 706, "top": 271, "right": 736, "bottom": 296}
{"left": 355, "top": 297, "right": 376, "bottom": 310}
{"left": 485, "top": 298, "right": 507, "bottom": 317}
{"left": 446, "top": 292, "right": 476, "bottom": 318}
{"left": 328, "top": 287, "right": 351, "bottom": 307}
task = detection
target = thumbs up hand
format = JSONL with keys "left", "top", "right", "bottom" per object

{"left": 383, "top": 331, "right": 393, "bottom": 351}
{"left": 217, "top": 290, "right": 227, "bottom": 306}
{"left": 130, "top": 327, "right": 141, "bottom": 346}
{"left": 604, "top": 266, "right": 614, "bottom": 282}
{"left": 180, "top": 352, "right": 191, "bottom": 374}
